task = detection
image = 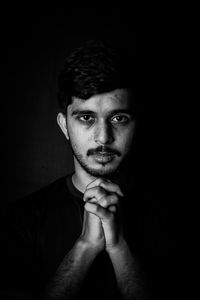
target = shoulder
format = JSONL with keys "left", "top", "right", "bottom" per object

{"left": 3, "top": 175, "right": 73, "bottom": 225}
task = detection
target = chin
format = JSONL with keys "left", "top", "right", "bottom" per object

{"left": 86, "top": 164, "right": 120, "bottom": 178}
{"left": 74, "top": 153, "right": 122, "bottom": 178}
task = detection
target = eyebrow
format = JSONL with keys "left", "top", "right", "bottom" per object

{"left": 72, "top": 110, "right": 95, "bottom": 116}
{"left": 71, "top": 109, "right": 132, "bottom": 116}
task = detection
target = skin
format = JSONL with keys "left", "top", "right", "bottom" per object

{"left": 57, "top": 88, "right": 136, "bottom": 252}
{"left": 57, "top": 88, "right": 136, "bottom": 192}
{"left": 47, "top": 89, "right": 144, "bottom": 299}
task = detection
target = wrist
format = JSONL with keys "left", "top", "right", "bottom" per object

{"left": 106, "top": 236, "right": 127, "bottom": 254}
{"left": 77, "top": 237, "right": 104, "bottom": 255}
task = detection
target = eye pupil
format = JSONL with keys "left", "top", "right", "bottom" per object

{"left": 83, "top": 115, "right": 90, "bottom": 120}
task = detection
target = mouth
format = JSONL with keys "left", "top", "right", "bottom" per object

{"left": 93, "top": 152, "right": 115, "bottom": 163}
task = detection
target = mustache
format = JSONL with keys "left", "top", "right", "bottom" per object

{"left": 87, "top": 146, "right": 121, "bottom": 157}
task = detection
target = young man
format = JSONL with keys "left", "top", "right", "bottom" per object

{"left": 1, "top": 40, "right": 149, "bottom": 299}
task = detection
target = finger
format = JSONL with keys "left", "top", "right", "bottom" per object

{"left": 97, "top": 194, "right": 119, "bottom": 208}
{"left": 108, "top": 205, "right": 117, "bottom": 213}
{"left": 83, "top": 186, "right": 106, "bottom": 202}
{"left": 84, "top": 191, "right": 118, "bottom": 208}
{"left": 84, "top": 202, "right": 113, "bottom": 221}
{"left": 86, "top": 178, "right": 111, "bottom": 190}
{"left": 99, "top": 182, "right": 124, "bottom": 197}
{"left": 86, "top": 178, "right": 124, "bottom": 197}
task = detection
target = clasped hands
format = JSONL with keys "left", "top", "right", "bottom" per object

{"left": 81, "top": 178, "right": 125, "bottom": 252}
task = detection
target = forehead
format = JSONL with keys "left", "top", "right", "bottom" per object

{"left": 68, "top": 89, "right": 132, "bottom": 114}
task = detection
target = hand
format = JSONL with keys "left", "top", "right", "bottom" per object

{"left": 84, "top": 178, "right": 125, "bottom": 252}
{"left": 80, "top": 206, "right": 105, "bottom": 253}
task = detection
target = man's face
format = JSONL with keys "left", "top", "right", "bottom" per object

{"left": 60, "top": 89, "right": 136, "bottom": 178}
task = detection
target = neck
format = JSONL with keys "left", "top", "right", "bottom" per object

{"left": 72, "top": 158, "right": 123, "bottom": 194}
{"left": 72, "top": 160, "right": 97, "bottom": 193}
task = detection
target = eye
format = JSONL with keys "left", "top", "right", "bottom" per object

{"left": 111, "top": 115, "right": 129, "bottom": 124}
{"left": 79, "top": 115, "right": 95, "bottom": 122}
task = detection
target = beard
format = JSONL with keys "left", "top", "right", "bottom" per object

{"left": 70, "top": 143, "right": 122, "bottom": 178}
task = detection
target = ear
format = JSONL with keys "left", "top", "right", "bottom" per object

{"left": 57, "top": 113, "right": 69, "bottom": 140}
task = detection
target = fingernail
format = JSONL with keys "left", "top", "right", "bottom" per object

{"left": 119, "top": 190, "right": 124, "bottom": 197}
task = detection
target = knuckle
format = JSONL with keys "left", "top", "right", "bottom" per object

{"left": 97, "top": 178, "right": 104, "bottom": 185}
{"left": 92, "top": 178, "right": 104, "bottom": 187}
{"left": 84, "top": 202, "right": 90, "bottom": 211}
{"left": 85, "top": 187, "right": 93, "bottom": 195}
{"left": 96, "top": 186, "right": 105, "bottom": 196}
{"left": 109, "top": 205, "right": 117, "bottom": 213}
{"left": 101, "top": 198, "right": 108, "bottom": 207}
{"left": 111, "top": 194, "right": 118, "bottom": 202}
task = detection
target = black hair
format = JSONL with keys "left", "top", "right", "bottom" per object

{"left": 57, "top": 39, "right": 136, "bottom": 112}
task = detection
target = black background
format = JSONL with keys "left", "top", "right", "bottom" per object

{"left": 1, "top": 6, "right": 142, "bottom": 203}
{"left": 0, "top": 5, "right": 180, "bottom": 239}
{"left": 0, "top": 5, "right": 179, "bottom": 235}
{"left": 0, "top": 5, "right": 185, "bottom": 299}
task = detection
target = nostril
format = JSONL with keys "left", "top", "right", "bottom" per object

{"left": 95, "top": 132, "right": 113, "bottom": 144}
{"left": 95, "top": 122, "right": 114, "bottom": 144}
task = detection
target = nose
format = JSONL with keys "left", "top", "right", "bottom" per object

{"left": 94, "top": 121, "right": 114, "bottom": 145}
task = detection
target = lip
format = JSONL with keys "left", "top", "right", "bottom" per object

{"left": 93, "top": 152, "right": 115, "bottom": 163}
{"left": 97, "top": 151, "right": 114, "bottom": 155}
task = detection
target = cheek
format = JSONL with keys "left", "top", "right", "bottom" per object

{"left": 68, "top": 127, "right": 90, "bottom": 149}
{"left": 121, "top": 138, "right": 133, "bottom": 155}
{"left": 117, "top": 126, "right": 135, "bottom": 149}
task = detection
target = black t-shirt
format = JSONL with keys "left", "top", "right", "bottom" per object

{"left": 1, "top": 176, "right": 124, "bottom": 299}
{"left": 0, "top": 174, "right": 175, "bottom": 299}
